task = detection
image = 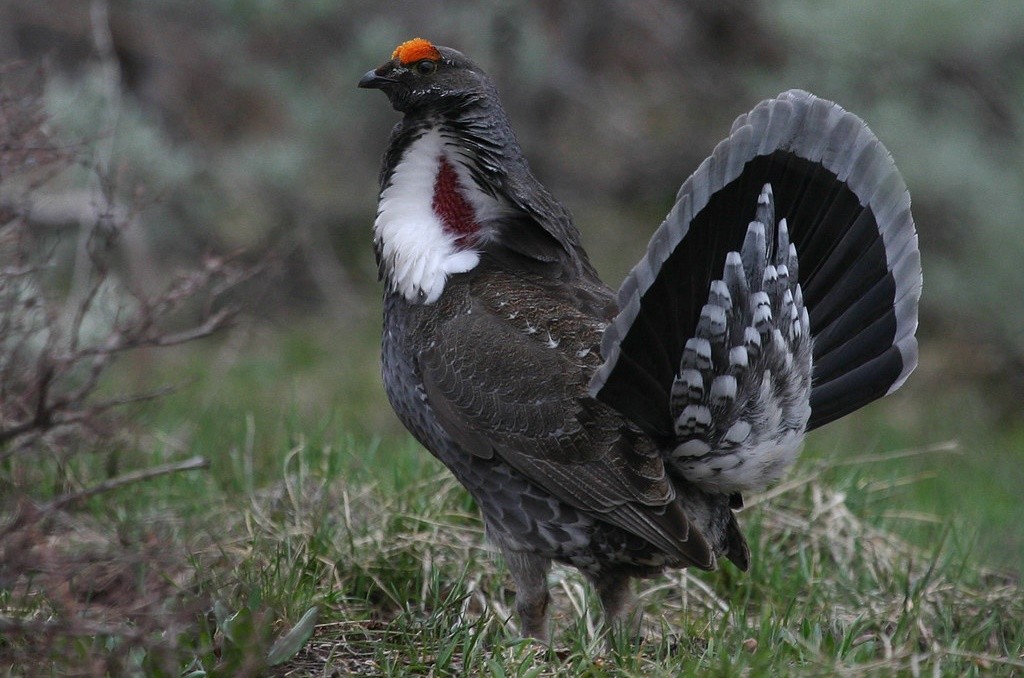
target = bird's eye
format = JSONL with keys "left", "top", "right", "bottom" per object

{"left": 414, "top": 59, "right": 437, "bottom": 75}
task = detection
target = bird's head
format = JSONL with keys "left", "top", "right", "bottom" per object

{"left": 359, "top": 38, "right": 596, "bottom": 295}
{"left": 358, "top": 38, "right": 492, "bottom": 115}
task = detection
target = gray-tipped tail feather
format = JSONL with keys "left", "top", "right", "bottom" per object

{"left": 590, "top": 90, "right": 921, "bottom": 442}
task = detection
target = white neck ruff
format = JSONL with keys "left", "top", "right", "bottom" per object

{"left": 374, "top": 128, "right": 502, "bottom": 304}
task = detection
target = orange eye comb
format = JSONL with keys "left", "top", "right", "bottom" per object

{"left": 392, "top": 38, "right": 442, "bottom": 65}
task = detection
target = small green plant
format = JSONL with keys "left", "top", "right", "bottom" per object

{"left": 182, "top": 603, "right": 318, "bottom": 677}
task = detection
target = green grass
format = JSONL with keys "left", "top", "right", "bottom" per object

{"left": 192, "top": 432, "right": 1022, "bottom": 675}
{"left": 164, "top": 437, "right": 1022, "bottom": 676}
{"left": 2, "top": 325, "right": 1023, "bottom": 674}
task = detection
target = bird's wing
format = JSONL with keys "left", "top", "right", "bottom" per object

{"left": 417, "top": 274, "right": 714, "bottom": 568}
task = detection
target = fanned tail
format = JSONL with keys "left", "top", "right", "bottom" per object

{"left": 590, "top": 91, "right": 921, "bottom": 473}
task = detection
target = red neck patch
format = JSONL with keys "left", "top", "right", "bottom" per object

{"left": 432, "top": 157, "right": 479, "bottom": 246}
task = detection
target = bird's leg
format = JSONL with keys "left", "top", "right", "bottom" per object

{"left": 591, "top": 569, "right": 641, "bottom": 641}
{"left": 502, "top": 548, "right": 551, "bottom": 643}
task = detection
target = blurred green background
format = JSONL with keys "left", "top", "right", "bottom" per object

{"left": 3, "top": 1, "right": 1022, "bottom": 570}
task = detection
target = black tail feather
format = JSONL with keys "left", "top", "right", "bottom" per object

{"left": 591, "top": 90, "right": 920, "bottom": 438}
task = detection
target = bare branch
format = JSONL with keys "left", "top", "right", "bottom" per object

{"left": 150, "top": 305, "right": 237, "bottom": 346}
{"left": 41, "top": 455, "right": 209, "bottom": 512}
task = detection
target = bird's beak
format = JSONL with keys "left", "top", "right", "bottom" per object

{"left": 358, "top": 69, "right": 396, "bottom": 89}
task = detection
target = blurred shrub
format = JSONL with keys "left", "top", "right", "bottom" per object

{"left": 0, "top": 62, "right": 252, "bottom": 674}
{"left": 2, "top": 0, "right": 1022, "bottom": 405}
